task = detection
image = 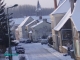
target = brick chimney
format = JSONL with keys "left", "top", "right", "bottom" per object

{"left": 54, "top": 0, "right": 57, "bottom": 9}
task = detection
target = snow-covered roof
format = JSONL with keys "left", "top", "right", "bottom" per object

{"left": 15, "top": 28, "right": 18, "bottom": 31}
{"left": 31, "top": 21, "right": 43, "bottom": 28}
{"left": 18, "top": 16, "right": 33, "bottom": 27}
{"left": 26, "top": 20, "right": 36, "bottom": 26}
{"left": 51, "top": 0, "right": 70, "bottom": 14}
{"left": 12, "top": 17, "right": 25, "bottom": 24}
{"left": 54, "top": 8, "right": 71, "bottom": 31}
{"left": 71, "top": 0, "right": 80, "bottom": 31}
{"left": 31, "top": 16, "right": 51, "bottom": 23}
{"left": 58, "top": 0, "right": 65, "bottom": 6}
{"left": 31, "top": 15, "right": 50, "bottom": 20}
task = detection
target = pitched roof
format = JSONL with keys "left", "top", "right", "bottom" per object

{"left": 31, "top": 21, "right": 43, "bottom": 28}
{"left": 58, "top": 0, "right": 65, "bottom": 6}
{"left": 26, "top": 20, "right": 37, "bottom": 26}
{"left": 71, "top": 0, "right": 80, "bottom": 31}
{"left": 54, "top": 8, "right": 71, "bottom": 31}
{"left": 18, "top": 16, "right": 33, "bottom": 27}
{"left": 51, "top": 0, "right": 70, "bottom": 14}
{"left": 12, "top": 17, "right": 25, "bottom": 24}
{"left": 31, "top": 16, "right": 51, "bottom": 23}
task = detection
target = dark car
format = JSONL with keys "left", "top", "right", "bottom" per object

{"left": 25, "top": 39, "right": 31, "bottom": 43}
{"left": 16, "top": 47, "right": 25, "bottom": 54}
{"left": 15, "top": 45, "right": 22, "bottom": 50}
{"left": 41, "top": 39, "right": 48, "bottom": 45}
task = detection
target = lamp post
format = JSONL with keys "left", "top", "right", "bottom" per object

{"left": 7, "top": 4, "right": 18, "bottom": 60}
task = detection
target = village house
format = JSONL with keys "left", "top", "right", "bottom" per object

{"left": 50, "top": 0, "right": 80, "bottom": 60}
{"left": 15, "top": 16, "right": 51, "bottom": 40}
{"left": 11, "top": 17, "right": 26, "bottom": 39}
{"left": 31, "top": 19, "right": 51, "bottom": 42}
{"left": 25, "top": 20, "right": 39, "bottom": 40}
{"left": 70, "top": 0, "right": 80, "bottom": 59}
{"left": 15, "top": 16, "right": 34, "bottom": 40}
{"left": 50, "top": 0, "right": 70, "bottom": 51}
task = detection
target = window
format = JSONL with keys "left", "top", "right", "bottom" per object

{"left": 61, "top": 29, "right": 72, "bottom": 40}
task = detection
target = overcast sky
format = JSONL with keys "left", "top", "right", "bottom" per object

{"left": 4, "top": 0, "right": 59, "bottom": 8}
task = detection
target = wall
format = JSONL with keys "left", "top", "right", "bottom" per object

{"left": 71, "top": 20, "right": 80, "bottom": 59}
{"left": 50, "top": 13, "right": 65, "bottom": 50}
{"left": 18, "top": 17, "right": 34, "bottom": 39}
{"left": 32, "top": 21, "right": 51, "bottom": 41}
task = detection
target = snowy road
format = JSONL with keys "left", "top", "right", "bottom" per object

{"left": 21, "top": 43, "right": 60, "bottom": 60}
{"left": 12, "top": 43, "right": 74, "bottom": 60}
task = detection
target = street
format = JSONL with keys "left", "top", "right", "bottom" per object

{"left": 12, "top": 43, "right": 61, "bottom": 60}
{"left": 12, "top": 43, "right": 74, "bottom": 60}
{"left": 23, "top": 43, "right": 60, "bottom": 60}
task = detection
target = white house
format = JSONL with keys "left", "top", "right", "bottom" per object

{"left": 25, "top": 20, "right": 39, "bottom": 38}
{"left": 11, "top": 17, "right": 26, "bottom": 39}
{"left": 16, "top": 16, "right": 34, "bottom": 39}
{"left": 50, "top": 0, "right": 71, "bottom": 50}
{"left": 31, "top": 19, "right": 51, "bottom": 42}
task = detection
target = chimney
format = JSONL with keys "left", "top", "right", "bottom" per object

{"left": 43, "top": 19, "right": 47, "bottom": 22}
{"left": 69, "top": 0, "right": 76, "bottom": 13}
{"left": 54, "top": 0, "right": 57, "bottom": 9}
{"left": 39, "top": 16, "right": 42, "bottom": 19}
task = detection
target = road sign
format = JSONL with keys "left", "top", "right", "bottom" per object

{"left": 4, "top": 53, "right": 18, "bottom": 56}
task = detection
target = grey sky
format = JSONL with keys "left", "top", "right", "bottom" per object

{"left": 4, "top": 0, "right": 59, "bottom": 8}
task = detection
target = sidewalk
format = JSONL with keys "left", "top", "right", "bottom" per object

{"left": 42, "top": 45, "right": 74, "bottom": 60}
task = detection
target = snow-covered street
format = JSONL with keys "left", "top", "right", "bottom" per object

{"left": 23, "top": 43, "right": 60, "bottom": 60}
{"left": 11, "top": 43, "right": 74, "bottom": 60}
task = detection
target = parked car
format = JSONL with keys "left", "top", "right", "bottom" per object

{"left": 41, "top": 39, "right": 48, "bottom": 45}
{"left": 25, "top": 39, "right": 31, "bottom": 43}
{"left": 16, "top": 47, "right": 25, "bottom": 54}
{"left": 19, "top": 38, "right": 27, "bottom": 43}
{"left": 15, "top": 45, "right": 22, "bottom": 50}
{"left": 19, "top": 54, "right": 26, "bottom": 60}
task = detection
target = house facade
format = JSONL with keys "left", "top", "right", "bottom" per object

{"left": 70, "top": 0, "right": 80, "bottom": 59}
{"left": 25, "top": 20, "right": 39, "bottom": 39}
{"left": 50, "top": 0, "right": 70, "bottom": 51}
{"left": 11, "top": 17, "right": 25, "bottom": 39}
{"left": 54, "top": 9, "right": 72, "bottom": 53}
{"left": 31, "top": 19, "right": 51, "bottom": 42}
{"left": 16, "top": 16, "right": 34, "bottom": 39}
{"left": 50, "top": 0, "right": 80, "bottom": 60}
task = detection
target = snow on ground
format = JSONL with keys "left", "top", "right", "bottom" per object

{"left": 43, "top": 45, "right": 74, "bottom": 60}
{"left": 11, "top": 43, "right": 74, "bottom": 60}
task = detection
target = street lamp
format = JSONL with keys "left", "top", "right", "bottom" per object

{"left": 7, "top": 4, "right": 18, "bottom": 60}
